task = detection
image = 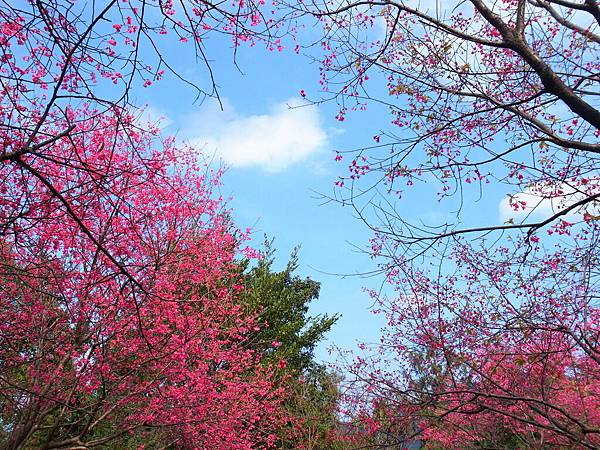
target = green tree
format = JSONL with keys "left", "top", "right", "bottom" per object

{"left": 241, "top": 239, "right": 346, "bottom": 449}
{"left": 241, "top": 239, "right": 337, "bottom": 374}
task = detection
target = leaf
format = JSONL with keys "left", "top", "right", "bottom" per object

{"left": 515, "top": 357, "right": 525, "bottom": 366}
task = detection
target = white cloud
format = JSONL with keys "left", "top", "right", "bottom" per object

{"left": 183, "top": 98, "right": 327, "bottom": 172}
{"left": 136, "top": 105, "right": 173, "bottom": 130}
{"left": 498, "top": 181, "right": 599, "bottom": 223}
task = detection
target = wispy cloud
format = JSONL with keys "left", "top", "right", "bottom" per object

{"left": 182, "top": 97, "right": 327, "bottom": 172}
{"left": 498, "top": 182, "right": 599, "bottom": 223}
{"left": 136, "top": 104, "right": 173, "bottom": 129}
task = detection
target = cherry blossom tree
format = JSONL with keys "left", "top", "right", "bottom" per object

{"left": 296, "top": 0, "right": 600, "bottom": 446}
{"left": 307, "top": 0, "right": 599, "bottom": 247}
{"left": 0, "top": 2, "right": 299, "bottom": 447}
{"left": 0, "top": 110, "right": 292, "bottom": 448}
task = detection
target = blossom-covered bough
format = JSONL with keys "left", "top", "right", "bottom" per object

{"left": 296, "top": 0, "right": 600, "bottom": 447}
{"left": 0, "top": 0, "right": 289, "bottom": 287}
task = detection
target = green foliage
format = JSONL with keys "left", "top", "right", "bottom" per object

{"left": 241, "top": 238, "right": 338, "bottom": 375}
{"left": 241, "top": 239, "right": 346, "bottom": 449}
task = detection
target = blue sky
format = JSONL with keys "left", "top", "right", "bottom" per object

{"left": 130, "top": 27, "right": 536, "bottom": 362}
{"left": 131, "top": 39, "right": 399, "bottom": 360}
